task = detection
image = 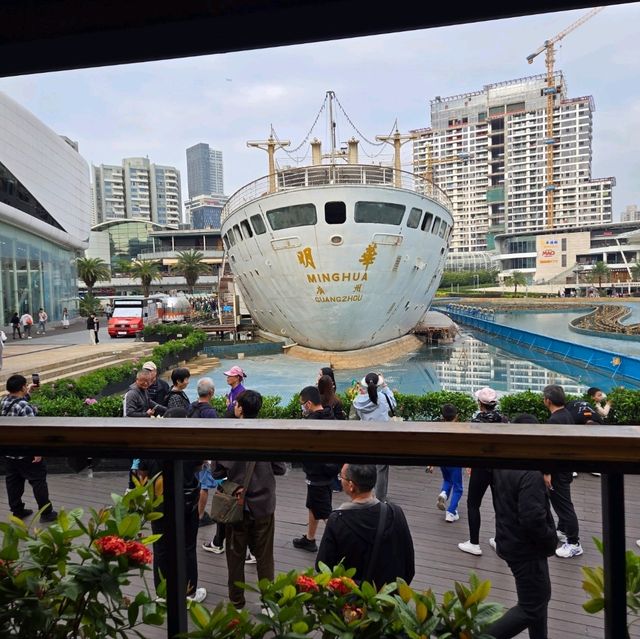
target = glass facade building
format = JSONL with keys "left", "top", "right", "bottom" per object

{"left": 0, "top": 91, "right": 91, "bottom": 326}
{"left": 0, "top": 221, "right": 78, "bottom": 325}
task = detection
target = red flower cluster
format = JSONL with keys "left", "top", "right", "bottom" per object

{"left": 295, "top": 575, "right": 320, "bottom": 593}
{"left": 227, "top": 618, "right": 241, "bottom": 629}
{"left": 94, "top": 536, "right": 152, "bottom": 565}
{"left": 327, "top": 577, "right": 355, "bottom": 595}
{"left": 125, "top": 540, "right": 152, "bottom": 566}
{"left": 95, "top": 535, "right": 127, "bottom": 558}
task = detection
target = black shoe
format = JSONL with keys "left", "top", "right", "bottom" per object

{"left": 12, "top": 508, "right": 33, "bottom": 518}
{"left": 40, "top": 510, "right": 58, "bottom": 523}
{"left": 292, "top": 535, "right": 318, "bottom": 552}
{"left": 199, "top": 512, "right": 214, "bottom": 527}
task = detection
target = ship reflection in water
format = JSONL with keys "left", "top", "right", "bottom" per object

{"left": 191, "top": 330, "right": 624, "bottom": 405}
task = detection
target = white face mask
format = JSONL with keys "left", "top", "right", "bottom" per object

{"left": 301, "top": 402, "right": 310, "bottom": 416}
{"left": 600, "top": 393, "right": 607, "bottom": 401}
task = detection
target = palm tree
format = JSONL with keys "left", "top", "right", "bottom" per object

{"left": 506, "top": 271, "right": 527, "bottom": 295}
{"left": 173, "top": 250, "right": 211, "bottom": 294}
{"left": 112, "top": 257, "right": 132, "bottom": 277}
{"left": 590, "top": 261, "right": 610, "bottom": 291}
{"left": 631, "top": 260, "right": 640, "bottom": 283}
{"left": 76, "top": 257, "right": 111, "bottom": 295}
{"left": 129, "top": 259, "right": 162, "bottom": 297}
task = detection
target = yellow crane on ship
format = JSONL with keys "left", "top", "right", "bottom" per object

{"left": 526, "top": 6, "right": 604, "bottom": 229}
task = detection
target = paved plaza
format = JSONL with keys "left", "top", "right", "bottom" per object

{"left": 1, "top": 465, "right": 638, "bottom": 638}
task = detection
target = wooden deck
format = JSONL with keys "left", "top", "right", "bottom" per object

{"left": 3, "top": 465, "right": 639, "bottom": 638}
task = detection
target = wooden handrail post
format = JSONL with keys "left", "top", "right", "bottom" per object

{"left": 602, "top": 473, "right": 628, "bottom": 639}
{"left": 162, "top": 460, "right": 188, "bottom": 638}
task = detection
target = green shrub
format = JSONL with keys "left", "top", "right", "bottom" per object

{"left": 498, "top": 390, "right": 548, "bottom": 422}
{"left": 142, "top": 323, "right": 196, "bottom": 340}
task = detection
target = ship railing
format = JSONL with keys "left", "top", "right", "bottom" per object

{"left": 221, "top": 164, "right": 452, "bottom": 223}
{"left": 0, "top": 417, "right": 634, "bottom": 639}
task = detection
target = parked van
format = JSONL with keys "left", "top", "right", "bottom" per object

{"left": 107, "top": 296, "right": 164, "bottom": 338}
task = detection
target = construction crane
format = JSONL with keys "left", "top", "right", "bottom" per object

{"left": 526, "top": 6, "right": 603, "bottom": 229}
{"left": 424, "top": 145, "right": 470, "bottom": 186}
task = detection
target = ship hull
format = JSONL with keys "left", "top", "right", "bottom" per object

{"left": 221, "top": 169, "right": 453, "bottom": 351}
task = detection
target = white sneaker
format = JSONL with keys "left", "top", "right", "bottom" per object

{"left": 458, "top": 540, "right": 482, "bottom": 555}
{"left": 555, "top": 542, "right": 583, "bottom": 558}
{"left": 436, "top": 491, "right": 447, "bottom": 511}
{"left": 591, "top": 472, "right": 601, "bottom": 477}
{"left": 445, "top": 511, "right": 459, "bottom": 522}
{"left": 202, "top": 540, "right": 225, "bottom": 554}
{"left": 489, "top": 537, "right": 497, "bottom": 551}
{"left": 556, "top": 530, "right": 568, "bottom": 544}
{"left": 572, "top": 472, "right": 578, "bottom": 478}
{"left": 636, "top": 539, "right": 640, "bottom": 549}
{"left": 187, "top": 587, "right": 207, "bottom": 603}
{"left": 245, "top": 551, "right": 257, "bottom": 564}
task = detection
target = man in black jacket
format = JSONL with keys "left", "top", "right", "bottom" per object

{"left": 316, "top": 464, "right": 414, "bottom": 587}
{"left": 293, "top": 386, "right": 341, "bottom": 552}
{"left": 487, "top": 414, "right": 558, "bottom": 639}
{"left": 543, "top": 384, "right": 583, "bottom": 559}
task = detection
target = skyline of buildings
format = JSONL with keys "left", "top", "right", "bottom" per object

{"left": 412, "top": 73, "right": 615, "bottom": 253}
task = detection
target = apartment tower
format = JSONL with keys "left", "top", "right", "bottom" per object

{"left": 412, "top": 73, "right": 614, "bottom": 253}
{"left": 186, "top": 143, "right": 224, "bottom": 198}
{"left": 93, "top": 157, "right": 182, "bottom": 226}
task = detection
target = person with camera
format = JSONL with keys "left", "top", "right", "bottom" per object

{"left": 1, "top": 374, "right": 57, "bottom": 522}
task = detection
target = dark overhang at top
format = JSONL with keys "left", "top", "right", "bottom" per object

{"left": 0, "top": 0, "right": 632, "bottom": 78}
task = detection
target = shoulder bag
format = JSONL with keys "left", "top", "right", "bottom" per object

{"left": 210, "top": 462, "right": 256, "bottom": 524}
{"left": 384, "top": 394, "right": 403, "bottom": 422}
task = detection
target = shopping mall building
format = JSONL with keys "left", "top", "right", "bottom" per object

{"left": 0, "top": 92, "right": 91, "bottom": 324}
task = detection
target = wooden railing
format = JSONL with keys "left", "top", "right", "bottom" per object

{"left": 1, "top": 417, "right": 638, "bottom": 638}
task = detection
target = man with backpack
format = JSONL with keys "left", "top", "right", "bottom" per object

{"left": 187, "top": 377, "right": 218, "bottom": 528}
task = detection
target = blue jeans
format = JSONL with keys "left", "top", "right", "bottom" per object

{"left": 440, "top": 467, "right": 463, "bottom": 514}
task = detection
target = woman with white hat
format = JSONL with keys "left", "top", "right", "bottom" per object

{"left": 351, "top": 372, "right": 397, "bottom": 500}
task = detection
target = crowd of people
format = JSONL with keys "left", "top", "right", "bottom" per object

{"left": 1, "top": 362, "right": 624, "bottom": 636}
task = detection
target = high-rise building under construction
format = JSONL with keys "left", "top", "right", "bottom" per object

{"left": 412, "top": 73, "right": 614, "bottom": 254}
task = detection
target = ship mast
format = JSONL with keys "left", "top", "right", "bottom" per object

{"left": 328, "top": 90, "right": 337, "bottom": 163}
{"left": 247, "top": 133, "right": 290, "bottom": 193}
{"left": 376, "top": 126, "right": 416, "bottom": 187}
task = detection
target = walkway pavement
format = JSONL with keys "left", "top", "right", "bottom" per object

{"left": 0, "top": 320, "right": 156, "bottom": 385}
{"left": 1, "top": 466, "right": 638, "bottom": 638}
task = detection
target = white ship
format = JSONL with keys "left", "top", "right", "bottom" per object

{"left": 220, "top": 92, "right": 453, "bottom": 351}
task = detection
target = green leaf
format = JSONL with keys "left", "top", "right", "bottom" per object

{"left": 139, "top": 534, "right": 162, "bottom": 545}
{"left": 117, "top": 513, "right": 141, "bottom": 538}
{"left": 189, "top": 603, "right": 211, "bottom": 627}
{"left": 464, "top": 579, "right": 491, "bottom": 608}
{"left": 583, "top": 597, "right": 605, "bottom": 614}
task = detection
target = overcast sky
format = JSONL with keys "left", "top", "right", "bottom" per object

{"left": 2, "top": 2, "right": 639, "bottom": 218}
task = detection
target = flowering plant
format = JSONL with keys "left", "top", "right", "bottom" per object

{"left": 186, "top": 563, "right": 502, "bottom": 638}
{"left": 0, "top": 480, "right": 166, "bottom": 638}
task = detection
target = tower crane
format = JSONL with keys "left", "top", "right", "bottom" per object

{"left": 526, "top": 6, "right": 604, "bottom": 229}
{"left": 424, "top": 145, "right": 470, "bottom": 186}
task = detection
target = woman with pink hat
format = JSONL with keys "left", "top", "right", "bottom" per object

{"left": 224, "top": 365, "right": 247, "bottom": 418}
